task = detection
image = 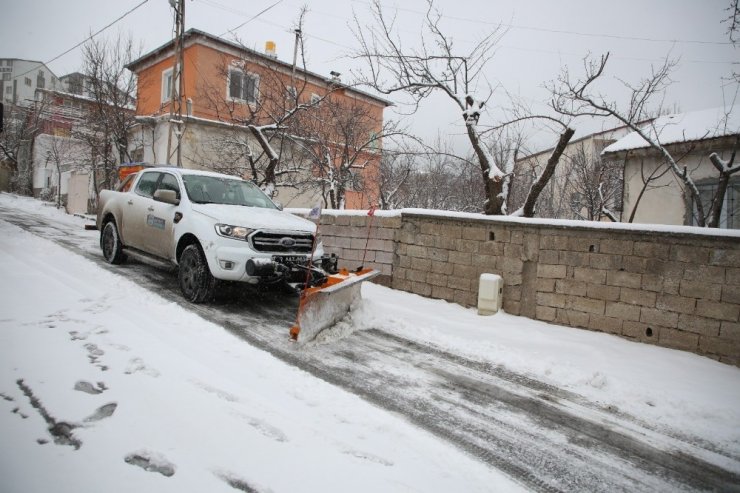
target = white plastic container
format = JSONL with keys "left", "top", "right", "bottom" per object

{"left": 477, "top": 273, "right": 503, "bottom": 315}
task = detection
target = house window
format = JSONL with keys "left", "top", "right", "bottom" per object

{"left": 228, "top": 68, "right": 259, "bottom": 103}
{"left": 37, "top": 71, "right": 45, "bottom": 89}
{"left": 310, "top": 93, "right": 321, "bottom": 105}
{"left": 286, "top": 85, "right": 297, "bottom": 101}
{"left": 693, "top": 180, "right": 740, "bottom": 229}
{"left": 161, "top": 66, "right": 180, "bottom": 103}
{"left": 2, "top": 73, "right": 10, "bottom": 81}
{"left": 368, "top": 131, "right": 380, "bottom": 151}
{"left": 25, "top": 77, "right": 31, "bottom": 86}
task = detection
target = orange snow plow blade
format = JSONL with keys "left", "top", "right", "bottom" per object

{"left": 290, "top": 268, "right": 380, "bottom": 344}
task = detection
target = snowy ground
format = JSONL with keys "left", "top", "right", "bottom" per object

{"left": 1, "top": 193, "right": 739, "bottom": 492}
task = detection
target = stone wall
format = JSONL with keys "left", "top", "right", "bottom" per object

{"left": 291, "top": 208, "right": 740, "bottom": 366}
{"left": 310, "top": 211, "right": 400, "bottom": 287}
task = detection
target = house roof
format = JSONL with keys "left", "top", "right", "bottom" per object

{"left": 602, "top": 106, "right": 740, "bottom": 155}
{"left": 514, "top": 123, "right": 641, "bottom": 163}
{"left": 126, "top": 28, "right": 392, "bottom": 108}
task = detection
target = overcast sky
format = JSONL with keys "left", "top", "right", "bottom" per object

{"left": 3, "top": 0, "right": 738, "bottom": 151}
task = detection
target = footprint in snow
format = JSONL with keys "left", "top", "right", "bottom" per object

{"left": 191, "top": 380, "right": 239, "bottom": 402}
{"left": 84, "top": 403, "right": 117, "bottom": 422}
{"left": 124, "top": 450, "right": 176, "bottom": 477}
{"left": 215, "top": 470, "right": 265, "bottom": 493}
{"left": 124, "top": 358, "right": 160, "bottom": 377}
{"left": 230, "top": 411, "right": 288, "bottom": 442}
{"left": 84, "top": 344, "right": 109, "bottom": 371}
{"left": 342, "top": 449, "right": 394, "bottom": 467}
{"left": 247, "top": 417, "right": 288, "bottom": 443}
{"left": 73, "top": 381, "right": 107, "bottom": 395}
{"left": 69, "top": 331, "right": 88, "bottom": 341}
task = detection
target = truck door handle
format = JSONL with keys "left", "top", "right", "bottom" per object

{"left": 127, "top": 200, "right": 133, "bottom": 205}
{"left": 147, "top": 206, "right": 154, "bottom": 212}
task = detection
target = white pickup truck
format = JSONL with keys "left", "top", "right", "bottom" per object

{"left": 96, "top": 167, "right": 336, "bottom": 302}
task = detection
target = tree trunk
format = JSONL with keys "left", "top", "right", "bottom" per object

{"left": 466, "top": 125, "right": 504, "bottom": 215}
{"left": 521, "top": 127, "right": 575, "bottom": 217}
{"left": 707, "top": 146, "right": 739, "bottom": 228}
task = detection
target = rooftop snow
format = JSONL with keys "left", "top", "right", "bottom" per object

{"left": 603, "top": 105, "right": 740, "bottom": 154}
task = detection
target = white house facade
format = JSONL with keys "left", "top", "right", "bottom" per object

{"left": 0, "top": 58, "right": 60, "bottom": 105}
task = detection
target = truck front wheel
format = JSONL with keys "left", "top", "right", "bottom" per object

{"left": 178, "top": 244, "right": 216, "bottom": 303}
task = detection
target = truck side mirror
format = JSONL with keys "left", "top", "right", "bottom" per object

{"left": 154, "top": 189, "right": 180, "bottom": 205}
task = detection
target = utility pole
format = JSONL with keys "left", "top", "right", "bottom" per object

{"left": 291, "top": 28, "right": 301, "bottom": 108}
{"left": 166, "top": 0, "right": 185, "bottom": 167}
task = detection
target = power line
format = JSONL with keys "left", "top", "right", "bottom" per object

{"left": 12, "top": 0, "right": 150, "bottom": 82}
{"left": 348, "top": 0, "right": 734, "bottom": 47}
{"left": 197, "top": 0, "right": 735, "bottom": 66}
{"left": 219, "top": 0, "right": 285, "bottom": 37}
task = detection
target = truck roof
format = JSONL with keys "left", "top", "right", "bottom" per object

{"left": 136, "top": 166, "right": 250, "bottom": 181}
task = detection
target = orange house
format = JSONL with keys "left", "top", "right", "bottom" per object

{"left": 125, "top": 29, "right": 391, "bottom": 209}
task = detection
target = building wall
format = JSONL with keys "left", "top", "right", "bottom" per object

{"left": 31, "top": 133, "right": 89, "bottom": 200}
{"left": 130, "top": 38, "right": 385, "bottom": 209}
{"left": 0, "top": 59, "right": 59, "bottom": 105}
{"left": 621, "top": 142, "right": 738, "bottom": 226}
{"left": 300, "top": 209, "right": 740, "bottom": 366}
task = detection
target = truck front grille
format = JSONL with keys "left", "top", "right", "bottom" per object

{"left": 250, "top": 231, "right": 314, "bottom": 253}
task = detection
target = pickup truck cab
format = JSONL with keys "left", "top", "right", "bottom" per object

{"left": 96, "top": 167, "right": 334, "bottom": 302}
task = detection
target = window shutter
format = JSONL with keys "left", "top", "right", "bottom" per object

{"left": 245, "top": 75, "right": 256, "bottom": 102}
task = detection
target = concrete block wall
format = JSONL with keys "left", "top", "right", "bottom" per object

{"left": 290, "top": 208, "right": 740, "bottom": 366}
{"left": 289, "top": 210, "right": 401, "bottom": 287}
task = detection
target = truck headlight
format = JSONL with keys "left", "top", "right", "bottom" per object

{"left": 215, "top": 224, "right": 254, "bottom": 240}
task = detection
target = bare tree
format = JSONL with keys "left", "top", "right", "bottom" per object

{"left": 352, "top": 0, "right": 574, "bottom": 215}
{"left": 43, "top": 134, "right": 84, "bottom": 208}
{"left": 385, "top": 137, "right": 486, "bottom": 212}
{"left": 379, "top": 148, "right": 414, "bottom": 209}
{"left": 551, "top": 52, "right": 738, "bottom": 227}
{"left": 194, "top": 11, "right": 342, "bottom": 199}
{"left": 77, "top": 33, "right": 139, "bottom": 199}
{"left": 725, "top": 0, "right": 740, "bottom": 48}
{"left": 0, "top": 100, "right": 48, "bottom": 194}
{"left": 566, "top": 144, "right": 622, "bottom": 221}
{"left": 294, "top": 93, "right": 404, "bottom": 208}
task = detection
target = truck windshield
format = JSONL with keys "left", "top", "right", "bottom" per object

{"left": 182, "top": 175, "right": 277, "bottom": 209}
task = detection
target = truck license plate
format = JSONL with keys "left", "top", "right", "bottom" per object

{"left": 273, "top": 255, "right": 308, "bottom": 264}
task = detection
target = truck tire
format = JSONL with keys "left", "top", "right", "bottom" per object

{"left": 101, "top": 220, "right": 126, "bottom": 264}
{"left": 178, "top": 244, "right": 217, "bottom": 303}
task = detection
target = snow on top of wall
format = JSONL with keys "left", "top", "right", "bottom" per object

{"left": 288, "top": 207, "right": 740, "bottom": 238}
{"left": 603, "top": 106, "right": 740, "bottom": 154}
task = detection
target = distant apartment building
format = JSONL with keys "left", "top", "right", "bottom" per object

{"left": 0, "top": 58, "right": 60, "bottom": 105}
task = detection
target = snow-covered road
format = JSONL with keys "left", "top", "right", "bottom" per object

{"left": 1, "top": 194, "right": 739, "bottom": 492}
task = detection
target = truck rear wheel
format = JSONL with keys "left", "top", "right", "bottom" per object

{"left": 101, "top": 220, "right": 126, "bottom": 264}
{"left": 178, "top": 244, "right": 216, "bottom": 303}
